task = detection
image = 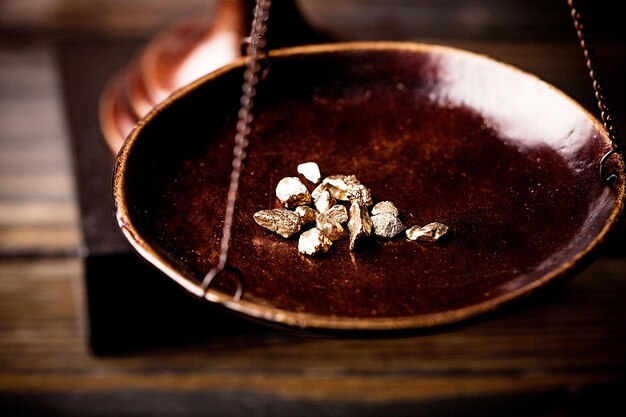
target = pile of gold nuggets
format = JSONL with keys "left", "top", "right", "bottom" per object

{"left": 253, "top": 162, "right": 449, "bottom": 256}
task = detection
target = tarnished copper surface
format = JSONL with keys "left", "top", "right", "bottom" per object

{"left": 114, "top": 43, "right": 625, "bottom": 330}
{"left": 100, "top": 0, "right": 248, "bottom": 153}
{"left": 99, "top": 0, "right": 322, "bottom": 153}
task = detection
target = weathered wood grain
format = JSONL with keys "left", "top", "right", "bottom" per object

{"left": 0, "top": 259, "right": 626, "bottom": 390}
{"left": 0, "top": 47, "right": 80, "bottom": 257}
{"left": 0, "top": 257, "right": 625, "bottom": 415}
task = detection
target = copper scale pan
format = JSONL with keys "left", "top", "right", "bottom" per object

{"left": 113, "top": 42, "right": 625, "bottom": 332}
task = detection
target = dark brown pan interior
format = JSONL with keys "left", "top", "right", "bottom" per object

{"left": 116, "top": 44, "right": 623, "bottom": 328}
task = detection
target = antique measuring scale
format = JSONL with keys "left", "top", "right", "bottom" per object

{"left": 112, "top": 0, "right": 624, "bottom": 330}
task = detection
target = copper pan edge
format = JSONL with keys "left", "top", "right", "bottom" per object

{"left": 113, "top": 42, "right": 626, "bottom": 331}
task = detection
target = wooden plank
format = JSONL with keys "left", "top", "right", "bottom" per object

{"left": 0, "top": 201, "right": 76, "bottom": 227}
{"left": 0, "top": 259, "right": 624, "bottom": 417}
{"left": 0, "top": 0, "right": 212, "bottom": 37}
{"left": 0, "top": 47, "right": 80, "bottom": 256}
{"left": 0, "top": 258, "right": 624, "bottom": 411}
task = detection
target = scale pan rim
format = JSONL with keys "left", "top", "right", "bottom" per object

{"left": 113, "top": 41, "right": 625, "bottom": 332}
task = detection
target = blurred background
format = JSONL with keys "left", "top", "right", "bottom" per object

{"left": 1, "top": 1, "right": 625, "bottom": 416}
{"left": 1, "top": 0, "right": 624, "bottom": 40}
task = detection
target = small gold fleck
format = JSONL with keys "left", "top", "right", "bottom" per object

{"left": 406, "top": 222, "right": 450, "bottom": 242}
{"left": 371, "top": 201, "right": 400, "bottom": 217}
{"left": 371, "top": 213, "right": 404, "bottom": 238}
{"left": 316, "top": 211, "right": 345, "bottom": 241}
{"left": 348, "top": 201, "right": 373, "bottom": 250}
{"left": 298, "top": 228, "right": 332, "bottom": 256}
{"left": 275, "top": 177, "right": 311, "bottom": 208}
{"left": 313, "top": 188, "right": 336, "bottom": 213}
{"left": 294, "top": 206, "right": 317, "bottom": 225}
{"left": 297, "top": 162, "right": 322, "bottom": 184}
{"left": 323, "top": 175, "right": 373, "bottom": 206}
{"left": 311, "top": 182, "right": 327, "bottom": 200}
{"left": 323, "top": 175, "right": 358, "bottom": 201}
{"left": 325, "top": 204, "right": 348, "bottom": 224}
{"left": 347, "top": 183, "right": 373, "bottom": 207}
{"left": 253, "top": 209, "right": 301, "bottom": 238}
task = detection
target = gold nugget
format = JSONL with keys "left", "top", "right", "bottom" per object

{"left": 323, "top": 175, "right": 373, "bottom": 206}
{"left": 325, "top": 204, "right": 348, "bottom": 224}
{"left": 316, "top": 211, "right": 344, "bottom": 241}
{"left": 323, "top": 175, "right": 358, "bottom": 200}
{"left": 348, "top": 201, "right": 373, "bottom": 250}
{"left": 347, "top": 183, "right": 373, "bottom": 207}
{"left": 313, "top": 188, "right": 336, "bottom": 213}
{"left": 254, "top": 162, "right": 439, "bottom": 256}
{"left": 295, "top": 206, "right": 317, "bottom": 225}
{"left": 275, "top": 177, "right": 311, "bottom": 208}
{"left": 297, "top": 162, "right": 322, "bottom": 184}
{"left": 371, "top": 212, "right": 405, "bottom": 238}
{"left": 311, "top": 182, "right": 326, "bottom": 200}
{"left": 371, "top": 201, "right": 400, "bottom": 217}
{"left": 253, "top": 209, "right": 301, "bottom": 238}
{"left": 406, "top": 222, "right": 450, "bottom": 242}
{"left": 298, "top": 228, "right": 332, "bottom": 256}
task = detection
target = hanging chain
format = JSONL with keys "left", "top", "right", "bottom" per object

{"left": 202, "top": 0, "right": 272, "bottom": 300}
{"left": 567, "top": 0, "right": 622, "bottom": 184}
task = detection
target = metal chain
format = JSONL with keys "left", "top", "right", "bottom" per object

{"left": 202, "top": 0, "right": 272, "bottom": 300}
{"left": 567, "top": 0, "right": 622, "bottom": 183}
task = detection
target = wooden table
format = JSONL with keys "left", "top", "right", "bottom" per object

{"left": 1, "top": 2, "right": 626, "bottom": 416}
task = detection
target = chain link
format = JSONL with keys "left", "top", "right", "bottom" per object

{"left": 202, "top": 0, "right": 272, "bottom": 300}
{"left": 567, "top": 0, "right": 622, "bottom": 183}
